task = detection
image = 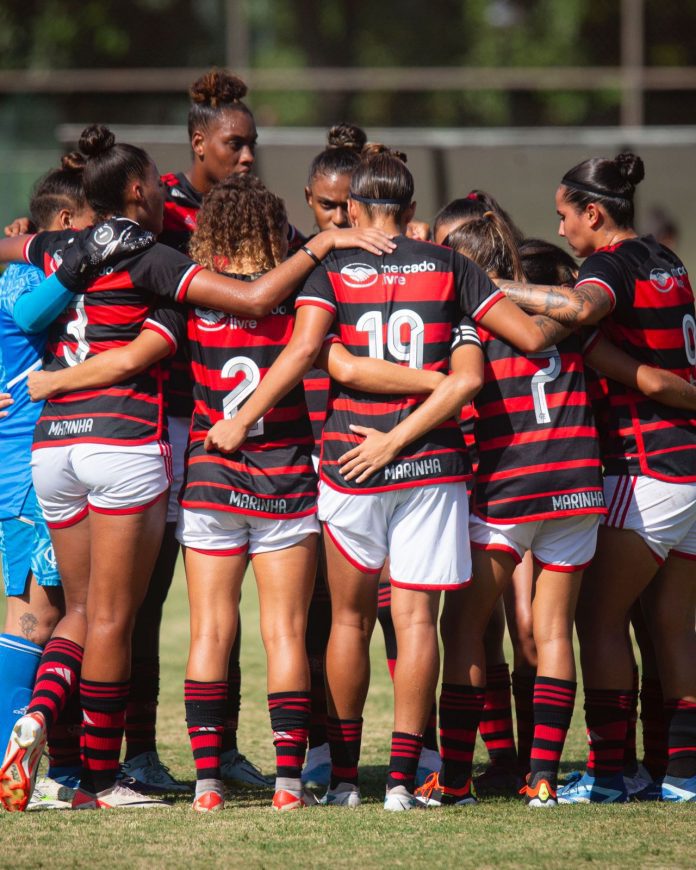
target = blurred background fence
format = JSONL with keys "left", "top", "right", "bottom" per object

{"left": 1, "top": 0, "right": 695, "bottom": 250}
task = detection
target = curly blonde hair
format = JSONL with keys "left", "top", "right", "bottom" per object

{"left": 189, "top": 174, "right": 288, "bottom": 273}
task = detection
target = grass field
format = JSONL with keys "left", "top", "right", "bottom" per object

{"left": 1, "top": 558, "right": 694, "bottom": 869}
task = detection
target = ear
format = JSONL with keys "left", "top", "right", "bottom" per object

{"left": 191, "top": 129, "right": 206, "bottom": 161}
{"left": 130, "top": 177, "right": 147, "bottom": 206}
{"left": 586, "top": 202, "right": 602, "bottom": 229}
{"left": 304, "top": 186, "right": 313, "bottom": 207}
{"left": 56, "top": 208, "right": 73, "bottom": 229}
{"left": 347, "top": 198, "right": 360, "bottom": 226}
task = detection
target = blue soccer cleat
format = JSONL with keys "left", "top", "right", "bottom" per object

{"left": 661, "top": 774, "right": 696, "bottom": 803}
{"left": 557, "top": 770, "right": 628, "bottom": 804}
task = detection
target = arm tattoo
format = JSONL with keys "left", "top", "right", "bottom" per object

{"left": 19, "top": 612, "right": 38, "bottom": 641}
{"left": 533, "top": 315, "right": 573, "bottom": 347}
{"left": 497, "top": 280, "right": 612, "bottom": 326}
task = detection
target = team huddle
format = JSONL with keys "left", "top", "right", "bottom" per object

{"left": 0, "top": 69, "right": 694, "bottom": 815}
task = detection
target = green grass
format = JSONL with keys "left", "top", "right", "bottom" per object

{"left": 1, "top": 559, "right": 694, "bottom": 869}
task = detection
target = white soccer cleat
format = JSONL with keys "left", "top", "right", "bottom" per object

{"left": 72, "top": 782, "right": 172, "bottom": 810}
{"left": 322, "top": 781, "right": 361, "bottom": 808}
{"left": 0, "top": 712, "right": 48, "bottom": 812}
{"left": 120, "top": 750, "right": 191, "bottom": 794}
{"left": 384, "top": 784, "right": 420, "bottom": 812}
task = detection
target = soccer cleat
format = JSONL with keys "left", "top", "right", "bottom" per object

{"left": 27, "top": 775, "right": 77, "bottom": 811}
{"left": 272, "top": 787, "right": 319, "bottom": 811}
{"left": 322, "top": 781, "right": 361, "bottom": 808}
{"left": 220, "top": 748, "right": 273, "bottom": 787}
{"left": 0, "top": 712, "right": 47, "bottom": 812}
{"left": 120, "top": 751, "right": 191, "bottom": 794}
{"left": 192, "top": 790, "right": 225, "bottom": 813}
{"left": 384, "top": 784, "right": 422, "bottom": 811}
{"left": 557, "top": 771, "right": 628, "bottom": 804}
{"left": 661, "top": 773, "right": 696, "bottom": 803}
{"left": 520, "top": 772, "right": 558, "bottom": 808}
{"left": 474, "top": 763, "right": 523, "bottom": 797}
{"left": 72, "top": 783, "right": 171, "bottom": 810}
{"left": 414, "top": 772, "right": 477, "bottom": 807}
{"left": 623, "top": 762, "right": 654, "bottom": 797}
{"left": 414, "top": 746, "right": 442, "bottom": 788}
{"left": 301, "top": 742, "right": 331, "bottom": 789}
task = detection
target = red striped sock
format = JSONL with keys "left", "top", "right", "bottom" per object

{"left": 327, "top": 716, "right": 363, "bottom": 788}
{"left": 481, "top": 663, "right": 517, "bottom": 767}
{"left": 124, "top": 656, "right": 159, "bottom": 760}
{"left": 529, "top": 676, "right": 576, "bottom": 778}
{"left": 585, "top": 687, "right": 633, "bottom": 777}
{"left": 623, "top": 664, "right": 639, "bottom": 770}
{"left": 512, "top": 669, "right": 536, "bottom": 776}
{"left": 640, "top": 676, "right": 667, "bottom": 779}
{"left": 80, "top": 678, "right": 129, "bottom": 793}
{"left": 665, "top": 698, "right": 696, "bottom": 779}
{"left": 439, "top": 683, "right": 485, "bottom": 790}
{"left": 185, "top": 680, "right": 227, "bottom": 781}
{"left": 28, "top": 637, "right": 83, "bottom": 733}
{"left": 47, "top": 688, "right": 82, "bottom": 772}
{"left": 268, "top": 691, "right": 311, "bottom": 784}
{"left": 386, "top": 731, "right": 423, "bottom": 792}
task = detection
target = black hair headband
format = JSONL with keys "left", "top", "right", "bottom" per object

{"left": 560, "top": 178, "right": 630, "bottom": 203}
{"left": 349, "top": 191, "right": 409, "bottom": 206}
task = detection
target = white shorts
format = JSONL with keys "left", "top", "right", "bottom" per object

{"left": 469, "top": 513, "right": 600, "bottom": 573}
{"left": 31, "top": 443, "right": 172, "bottom": 529}
{"left": 166, "top": 415, "right": 189, "bottom": 523}
{"left": 318, "top": 480, "right": 471, "bottom": 590}
{"left": 604, "top": 475, "right": 696, "bottom": 564}
{"left": 177, "top": 506, "right": 320, "bottom": 556}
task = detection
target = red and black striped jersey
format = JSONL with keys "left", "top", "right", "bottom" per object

{"left": 147, "top": 278, "right": 317, "bottom": 518}
{"left": 303, "top": 365, "right": 330, "bottom": 452}
{"left": 23, "top": 228, "right": 201, "bottom": 449}
{"left": 159, "top": 172, "right": 202, "bottom": 419}
{"left": 296, "top": 236, "right": 497, "bottom": 494}
{"left": 453, "top": 322, "right": 605, "bottom": 522}
{"left": 160, "top": 172, "right": 201, "bottom": 254}
{"left": 578, "top": 235, "right": 696, "bottom": 482}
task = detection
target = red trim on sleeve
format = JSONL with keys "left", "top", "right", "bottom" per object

{"left": 142, "top": 319, "right": 177, "bottom": 355}
{"left": 296, "top": 296, "right": 337, "bottom": 314}
{"left": 175, "top": 263, "right": 204, "bottom": 303}
{"left": 22, "top": 234, "right": 37, "bottom": 265}
{"left": 575, "top": 277, "right": 617, "bottom": 311}
{"left": 472, "top": 290, "right": 505, "bottom": 321}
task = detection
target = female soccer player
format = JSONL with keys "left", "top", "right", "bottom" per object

{"left": 496, "top": 152, "right": 696, "bottom": 804}
{"left": 125, "top": 69, "right": 266, "bottom": 794}
{"left": 0, "top": 155, "right": 94, "bottom": 808}
{"left": 201, "top": 149, "right": 575, "bottom": 811}
{"left": 0, "top": 125, "right": 395, "bottom": 813}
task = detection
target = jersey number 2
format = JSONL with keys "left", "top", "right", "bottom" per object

{"left": 529, "top": 348, "right": 561, "bottom": 424}
{"left": 221, "top": 356, "right": 264, "bottom": 437}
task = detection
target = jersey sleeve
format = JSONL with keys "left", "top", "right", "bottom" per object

{"left": 142, "top": 301, "right": 187, "bottom": 356}
{"left": 454, "top": 252, "right": 505, "bottom": 321}
{"left": 575, "top": 251, "right": 625, "bottom": 311}
{"left": 450, "top": 316, "right": 482, "bottom": 353}
{"left": 22, "top": 230, "right": 69, "bottom": 271}
{"left": 0, "top": 263, "right": 44, "bottom": 317}
{"left": 131, "top": 243, "right": 204, "bottom": 302}
{"left": 295, "top": 265, "right": 337, "bottom": 314}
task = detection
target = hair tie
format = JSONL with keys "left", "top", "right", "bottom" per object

{"left": 561, "top": 178, "right": 630, "bottom": 203}
{"left": 466, "top": 192, "right": 480, "bottom": 201}
{"left": 350, "top": 191, "right": 408, "bottom": 206}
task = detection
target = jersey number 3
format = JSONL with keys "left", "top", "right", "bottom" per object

{"left": 221, "top": 356, "right": 264, "bottom": 437}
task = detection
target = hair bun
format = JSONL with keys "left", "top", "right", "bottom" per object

{"left": 615, "top": 152, "right": 645, "bottom": 186}
{"left": 190, "top": 69, "right": 248, "bottom": 108}
{"left": 327, "top": 123, "right": 367, "bottom": 152}
{"left": 61, "top": 151, "right": 86, "bottom": 172}
{"left": 362, "top": 142, "right": 408, "bottom": 164}
{"left": 79, "top": 124, "right": 116, "bottom": 158}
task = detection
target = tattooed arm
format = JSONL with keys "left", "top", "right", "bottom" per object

{"left": 495, "top": 279, "right": 612, "bottom": 327}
